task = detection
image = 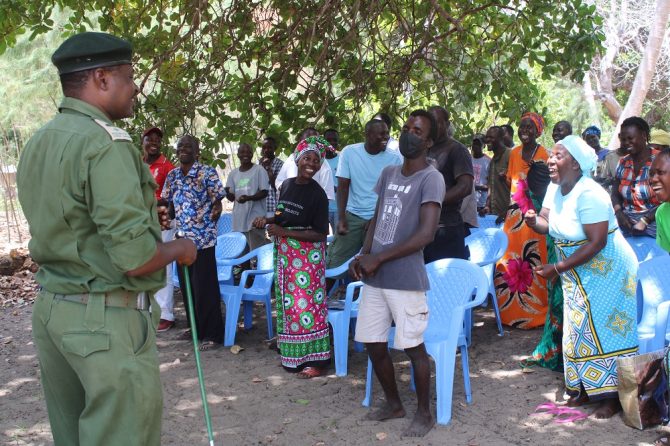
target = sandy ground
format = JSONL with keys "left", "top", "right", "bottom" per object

{"left": 0, "top": 212, "right": 666, "bottom": 445}
{"left": 1, "top": 296, "right": 666, "bottom": 446}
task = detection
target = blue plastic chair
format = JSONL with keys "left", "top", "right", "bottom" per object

{"left": 327, "top": 280, "right": 364, "bottom": 377}
{"left": 172, "top": 231, "right": 246, "bottom": 288}
{"left": 637, "top": 256, "right": 670, "bottom": 353}
{"left": 215, "top": 232, "right": 248, "bottom": 286}
{"left": 475, "top": 214, "right": 503, "bottom": 231}
{"left": 217, "top": 213, "right": 233, "bottom": 235}
{"left": 218, "top": 244, "right": 274, "bottom": 346}
{"left": 464, "top": 228, "right": 508, "bottom": 338}
{"left": 626, "top": 236, "right": 667, "bottom": 262}
{"left": 362, "top": 258, "right": 489, "bottom": 425}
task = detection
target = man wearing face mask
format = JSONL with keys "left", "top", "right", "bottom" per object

{"left": 423, "top": 106, "right": 474, "bottom": 262}
{"left": 351, "top": 109, "right": 444, "bottom": 438}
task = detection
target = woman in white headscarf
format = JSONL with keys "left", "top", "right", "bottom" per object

{"left": 524, "top": 135, "right": 639, "bottom": 419}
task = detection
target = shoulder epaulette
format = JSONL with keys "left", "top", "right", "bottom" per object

{"left": 93, "top": 118, "right": 132, "bottom": 142}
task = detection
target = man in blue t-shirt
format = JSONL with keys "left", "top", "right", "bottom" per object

{"left": 326, "top": 120, "right": 401, "bottom": 271}
{"left": 351, "top": 110, "right": 444, "bottom": 438}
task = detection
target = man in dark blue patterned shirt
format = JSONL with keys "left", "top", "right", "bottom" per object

{"left": 162, "top": 134, "right": 226, "bottom": 350}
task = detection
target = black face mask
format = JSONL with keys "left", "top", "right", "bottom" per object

{"left": 399, "top": 132, "right": 425, "bottom": 159}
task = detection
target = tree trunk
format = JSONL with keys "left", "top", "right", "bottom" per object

{"left": 607, "top": 0, "right": 670, "bottom": 150}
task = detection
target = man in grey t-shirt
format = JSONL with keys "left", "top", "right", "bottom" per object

{"left": 351, "top": 110, "right": 444, "bottom": 438}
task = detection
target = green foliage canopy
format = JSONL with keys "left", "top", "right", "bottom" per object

{"left": 1, "top": 0, "right": 604, "bottom": 165}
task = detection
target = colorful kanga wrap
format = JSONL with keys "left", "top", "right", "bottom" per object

{"left": 556, "top": 229, "right": 639, "bottom": 400}
{"left": 494, "top": 145, "right": 549, "bottom": 329}
{"left": 274, "top": 233, "right": 330, "bottom": 370}
{"left": 293, "top": 136, "right": 333, "bottom": 165}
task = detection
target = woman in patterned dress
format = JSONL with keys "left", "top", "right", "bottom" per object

{"left": 525, "top": 135, "right": 638, "bottom": 419}
{"left": 253, "top": 136, "right": 332, "bottom": 378}
{"left": 612, "top": 116, "right": 661, "bottom": 238}
{"left": 494, "top": 112, "right": 549, "bottom": 329}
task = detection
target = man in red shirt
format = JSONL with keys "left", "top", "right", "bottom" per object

{"left": 143, "top": 127, "right": 177, "bottom": 331}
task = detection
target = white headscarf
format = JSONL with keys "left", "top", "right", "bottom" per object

{"left": 557, "top": 135, "right": 598, "bottom": 177}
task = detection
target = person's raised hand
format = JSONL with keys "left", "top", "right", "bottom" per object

{"left": 175, "top": 239, "right": 197, "bottom": 266}
{"left": 210, "top": 201, "right": 222, "bottom": 221}
{"left": 252, "top": 217, "right": 267, "bottom": 229}
{"left": 337, "top": 219, "right": 349, "bottom": 235}
{"left": 523, "top": 209, "right": 537, "bottom": 227}
{"left": 157, "top": 204, "right": 171, "bottom": 230}
{"left": 266, "top": 224, "right": 285, "bottom": 237}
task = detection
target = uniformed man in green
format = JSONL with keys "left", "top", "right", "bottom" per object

{"left": 16, "top": 32, "right": 196, "bottom": 445}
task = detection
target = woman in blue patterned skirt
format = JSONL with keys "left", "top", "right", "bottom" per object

{"left": 524, "top": 135, "right": 638, "bottom": 419}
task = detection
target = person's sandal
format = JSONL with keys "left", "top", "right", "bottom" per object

{"left": 198, "top": 341, "right": 220, "bottom": 351}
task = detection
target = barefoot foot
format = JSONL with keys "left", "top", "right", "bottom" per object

{"left": 566, "top": 393, "right": 590, "bottom": 407}
{"left": 401, "top": 411, "right": 435, "bottom": 438}
{"left": 364, "top": 404, "right": 406, "bottom": 422}
{"left": 591, "top": 398, "right": 621, "bottom": 419}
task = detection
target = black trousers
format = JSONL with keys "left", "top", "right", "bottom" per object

{"left": 177, "top": 245, "right": 224, "bottom": 343}
{"left": 423, "top": 224, "right": 470, "bottom": 263}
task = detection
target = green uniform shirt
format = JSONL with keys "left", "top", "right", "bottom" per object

{"left": 17, "top": 97, "right": 165, "bottom": 294}
{"left": 487, "top": 147, "right": 511, "bottom": 219}
{"left": 656, "top": 202, "right": 670, "bottom": 253}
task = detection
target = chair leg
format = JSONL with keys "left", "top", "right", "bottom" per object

{"left": 350, "top": 318, "right": 364, "bottom": 352}
{"left": 331, "top": 319, "right": 347, "bottom": 377}
{"left": 362, "top": 356, "right": 374, "bottom": 407}
{"left": 460, "top": 344, "right": 472, "bottom": 403}
{"left": 243, "top": 301, "right": 253, "bottom": 331}
{"left": 265, "top": 296, "right": 274, "bottom": 340}
{"left": 223, "top": 295, "right": 242, "bottom": 347}
{"left": 490, "top": 293, "right": 504, "bottom": 337}
{"left": 433, "top": 346, "right": 455, "bottom": 425}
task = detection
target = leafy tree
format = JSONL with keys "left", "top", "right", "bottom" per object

{"left": 1, "top": 1, "right": 604, "bottom": 164}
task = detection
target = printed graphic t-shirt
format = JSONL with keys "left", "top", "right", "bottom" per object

{"left": 363, "top": 164, "right": 445, "bottom": 291}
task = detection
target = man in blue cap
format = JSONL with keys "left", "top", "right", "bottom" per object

{"left": 17, "top": 32, "right": 196, "bottom": 445}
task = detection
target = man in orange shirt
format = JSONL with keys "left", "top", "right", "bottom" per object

{"left": 143, "top": 127, "right": 177, "bottom": 331}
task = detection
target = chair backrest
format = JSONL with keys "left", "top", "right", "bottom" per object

{"left": 464, "top": 228, "right": 508, "bottom": 266}
{"left": 249, "top": 243, "right": 275, "bottom": 290}
{"left": 626, "top": 236, "right": 667, "bottom": 262}
{"left": 217, "top": 213, "right": 233, "bottom": 235}
{"left": 637, "top": 256, "right": 670, "bottom": 332}
{"left": 476, "top": 215, "right": 502, "bottom": 232}
{"left": 215, "top": 232, "right": 247, "bottom": 282}
{"left": 424, "top": 258, "right": 489, "bottom": 343}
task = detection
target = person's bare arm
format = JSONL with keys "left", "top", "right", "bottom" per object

{"left": 336, "top": 177, "right": 351, "bottom": 234}
{"left": 444, "top": 174, "right": 473, "bottom": 205}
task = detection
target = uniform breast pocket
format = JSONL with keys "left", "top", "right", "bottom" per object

{"left": 62, "top": 332, "right": 110, "bottom": 358}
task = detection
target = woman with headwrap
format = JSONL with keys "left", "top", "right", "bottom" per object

{"left": 612, "top": 116, "right": 661, "bottom": 238}
{"left": 494, "top": 112, "right": 549, "bottom": 329}
{"left": 253, "top": 136, "right": 332, "bottom": 378}
{"left": 525, "top": 135, "right": 638, "bottom": 419}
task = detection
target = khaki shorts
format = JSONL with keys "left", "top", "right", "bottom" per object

{"left": 354, "top": 284, "right": 429, "bottom": 350}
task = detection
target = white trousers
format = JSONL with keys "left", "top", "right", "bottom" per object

{"left": 155, "top": 226, "right": 176, "bottom": 321}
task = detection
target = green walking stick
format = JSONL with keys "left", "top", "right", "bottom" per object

{"left": 177, "top": 231, "right": 216, "bottom": 446}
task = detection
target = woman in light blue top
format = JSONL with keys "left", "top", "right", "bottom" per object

{"left": 524, "top": 135, "right": 638, "bottom": 419}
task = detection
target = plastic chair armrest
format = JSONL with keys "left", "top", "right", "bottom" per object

{"left": 343, "top": 281, "right": 364, "bottom": 313}
{"left": 326, "top": 257, "right": 354, "bottom": 278}
{"left": 653, "top": 300, "right": 670, "bottom": 351}
{"left": 217, "top": 250, "right": 259, "bottom": 266}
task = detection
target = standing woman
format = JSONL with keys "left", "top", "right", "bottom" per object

{"left": 525, "top": 135, "right": 638, "bottom": 418}
{"left": 494, "top": 113, "right": 549, "bottom": 329}
{"left": 612, "top": 116, "right": 661, "bottom": 238}
{"left": 253, "top": 137, "right": 332, "bottom": 378}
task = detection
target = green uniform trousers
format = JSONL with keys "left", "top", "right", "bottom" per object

{"left": 32, "top": 290, "right": 162, "bottom": 446}
{"left": 326, "top": 211, "right": 369, "bottom": 273}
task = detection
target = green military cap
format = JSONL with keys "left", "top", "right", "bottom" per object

{"left": 52, "top": 32, "right": 133, "bottom": 75}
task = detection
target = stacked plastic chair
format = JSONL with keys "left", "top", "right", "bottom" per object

{"left": 362, "top": 258, "right": 489, "bottom": 425}
{"left": 464, "top": 228, "right": 508, "bottom": 338}
{"left": 636, "top": 255, "right": 670, "bottom": 353}
{"left": 626, "top": 235, "right": 667, "bottom": 262}
{"left": 218, "top": 244, "right": 274, "bottom": 346}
